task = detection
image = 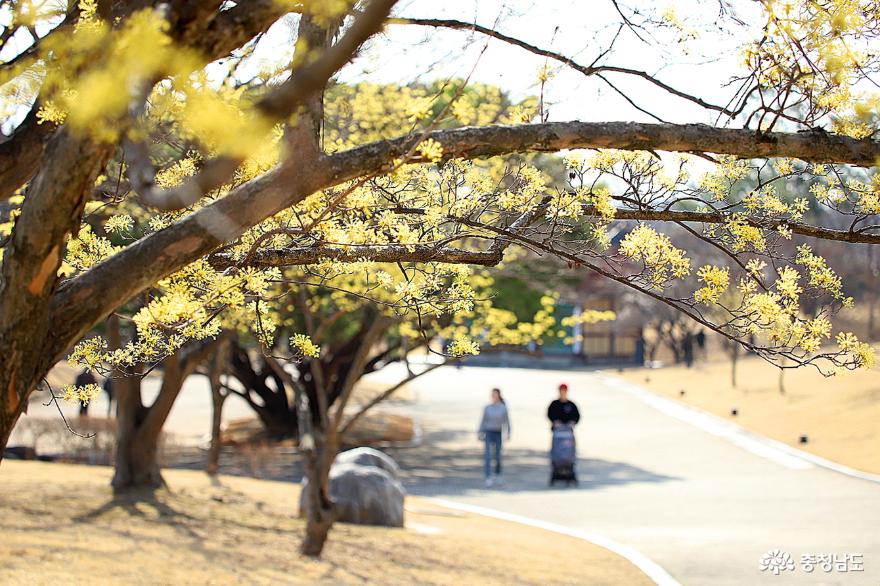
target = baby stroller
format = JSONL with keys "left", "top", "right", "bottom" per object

{"left": 550, "top": 424, "right": 578, "bottom": 486}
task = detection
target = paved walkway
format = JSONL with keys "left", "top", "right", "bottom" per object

{"left": 370, "top": 365, "right": 880, "bottom": 585}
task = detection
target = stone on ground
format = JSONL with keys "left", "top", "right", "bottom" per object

{"left": 300, "top": 449, "right": 405, "bottom": 527}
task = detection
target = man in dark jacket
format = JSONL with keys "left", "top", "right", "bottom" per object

{"left": 547, "top": 383, "right": 580, "bottom": 428}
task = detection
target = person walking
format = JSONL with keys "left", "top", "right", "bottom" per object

{"left": 547, "top": 383, "right": 580, "bottom": 428}
{"left": 478, "top": 388, "right": 511, "bottom": 487}
{"left": 547, "top": 383, "right": 580, "bottom": 485}
{"left": 103, "top": 377, "right": 115, "bottom": 417}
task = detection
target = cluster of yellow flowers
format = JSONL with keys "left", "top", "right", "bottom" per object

{"left": 62, "top": 383, "right": 101, "bottom": 406}
{"left": 290, "top": 333, "right": 321, "bottom": 358}
{"left": 836, "top": 332, "right": 876, "bottom": 368}
{"left": 446, "top": 333, "right": 481, "bottom": 357}
{"left": 694, "top": 265, "right": 730, "bottom": 304}
{"left": 742, "top": 0, "right": 880, "bottom": 136}
{"left": 560, "top": 309, "right": 616, "bottom": 328}
{"left": 59, "top": 225, "right": 121, "bottom": 277}
{"left": 699, "top": 157, "right": 750, "bottom": 202}
{"left": 795, "top": 245, "right": 847, "bottom": 302}
{"left": 619, "top": 225, "right": 691, "bottom": 288}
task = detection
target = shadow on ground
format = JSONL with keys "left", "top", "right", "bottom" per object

{"left": 165, "top": 425, "right": 680, "bottom": 498}
{"left": 385, "top": 428, "right": 680, "bottom": 497}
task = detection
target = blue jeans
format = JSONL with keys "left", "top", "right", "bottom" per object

{"left": 483, "top": 430, "right": 503, "bottom": 478}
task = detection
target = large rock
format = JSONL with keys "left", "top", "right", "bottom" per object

{"left": 300, "top": 450, "right": 405, "bottom": 527}
{"left": 334, "top": 447, "right": 400, "bottom": 479}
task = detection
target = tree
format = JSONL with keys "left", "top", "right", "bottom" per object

{"left": 103, "top": 314, "right": 219, "bottom": 491}
{"left": 2, "top": 0, "right": 880, "bottom": 552}
{"left": 225, "top": 259, "right": 570, "bottom": 554}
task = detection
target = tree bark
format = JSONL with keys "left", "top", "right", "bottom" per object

{"left": 111, "top": 372, "right": 165, "bottom": 491}
{"left": 207, "top": 388, "right": 227, "bottom": 477}
{"left": 111, "top": 341, "right": 217, "bottom": 492}
{"left": 206, "top": 335, "right": 231, "bottom": 476}
{"left": 300, "top": 429, "right": 339, "bottom": 557}
{"left": 730, "top": 343, "right": 739, "bottom": 389}
{"left": 227, "top": 344, "right": 298, "bottom": 440}
{"left": 0, "top": 131, "right": 114, "bottom": 465}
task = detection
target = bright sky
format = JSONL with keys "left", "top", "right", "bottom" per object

{"left": 244, "top": 0, "right": 765, "bottom": 128}
{"left": 0, "top": 0, "right": 767, "bottom": 154}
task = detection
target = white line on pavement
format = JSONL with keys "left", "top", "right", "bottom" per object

{"left": 599, "top": 376, "right": 811, "bottom": 470}
{"left": 426, "top": 497, "right": 683, "bottom": 586}
{"left": 600, "top": 375, "right": 880, "bottom": 483}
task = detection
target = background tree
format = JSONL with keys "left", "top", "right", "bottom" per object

{"left": 230, "top": 261, "right": 575, "bottom": 554}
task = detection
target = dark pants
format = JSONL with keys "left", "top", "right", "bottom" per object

{"left": 483, "top": 430, "right": 503, "bottom": 478}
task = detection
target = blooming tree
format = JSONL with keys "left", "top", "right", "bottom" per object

{"left": 1, "top": 0, "right": 880, "bottom": 554}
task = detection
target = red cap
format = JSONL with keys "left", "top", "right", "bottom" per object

{"left": 559, "top": 383, "right": 569, "bottom": 391}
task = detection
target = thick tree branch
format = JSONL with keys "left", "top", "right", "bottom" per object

{"left": 0, "top": 109, "right": 57, "bottom": 202}
{"left": 332, "top": 121, "right": 880, "bottom": 167}
{"left": 257, "top": 0, "right": 397, "bottom": 121}
{"left": 45, "top": 119, "right": 880, "bottom": 373}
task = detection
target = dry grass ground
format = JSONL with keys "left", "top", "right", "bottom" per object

{"left": 618, "top": 353, "right": 880, "bottom": 474}
{"left": 0, "top": 460, "right": 650, "bottom": 585}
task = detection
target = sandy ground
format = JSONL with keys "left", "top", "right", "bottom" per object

{"left": 0, "top": 460, "right": 650, "bottom": 586}
{"left": 617, "top": 353, "right": 880, "bottom": 474}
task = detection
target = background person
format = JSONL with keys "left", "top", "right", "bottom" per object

{"left": 547, "top": 383, "right": 580, "bottom": 428}
{"left": 74, "top": 369, "right": 97, "bottom": 417}
{"left": 103, "top": 377, "right": 115, "bottom": 417}
{"left": 478, "top": 388, "right": 511, "bottom": 487}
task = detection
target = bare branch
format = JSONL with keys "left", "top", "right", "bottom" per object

{"left": 389, "top": 16, "right": 736, "bottom": 116}
{"left": 211, "top": 243, "right": 506, "bottom": 268}
{"left": 602, "top": 206, "right": 880, "bottom": 245}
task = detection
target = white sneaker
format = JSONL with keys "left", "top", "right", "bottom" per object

{"left": 484, "top": 477, "right": 494, "bottom": 487}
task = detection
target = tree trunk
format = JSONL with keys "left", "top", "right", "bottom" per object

{"left": 206, "top": 336, "right": 230, "bottom": 476}
{"left": 0, "top": 405, "right": 21, "bottom": 465}
{"left": 868, "top": 245, "right": 876, "bottom": 341}
{"left": 228, "top": 344, "right": 298, "bottom": 440}
{"left": 207, "top": 386, "right": 227, "bottom": 477}
{"left": 113, "top": 428, "right": 165, "bottom": 491}
{"left": 300, "top": 430, "right": 338, "bottom": 557}
{"left": 730, "top": 343, "right": 739, "bottom": 389}
{"left": 254, "top": 405, "right": 298, "bottom": 440}
{"left": 111, "top": 373, "right": 165, "bottom": 492}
